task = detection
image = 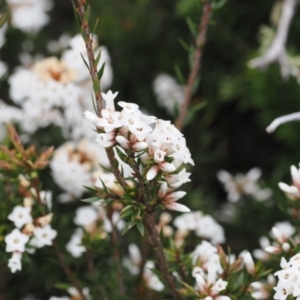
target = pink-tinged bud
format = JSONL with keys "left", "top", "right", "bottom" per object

{"left": 158, "top": 182, "right": 168, "bottom": 198}
{"left": 240, "top": 251, "right": 255, "bottom": 275}
{"left": 282, "top": 242, "right": 290, "bottom": 252}
{"left": 146, "top": 165, "right": 159, "bottom": 181}
{"left": 159, "top": 161, "right": 176, "bottom": 173}
{"left": 116, "top": 136, "right": 130, "bottom": 150}
{"left": 272, "top": 227, "right": 284, "bottom": 243}
{"left": 132, "top": 141, "right": 148, "bottom": 152}
{"left": 84, "top": 110, "right": 101, "bottom": 125}
{"left": 165, "top": 191, "right": 186, "bottom": 202}
{"left": 265, "top": 246, "right": 281, "bottom": 254}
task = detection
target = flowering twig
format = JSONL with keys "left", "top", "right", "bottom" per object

{"left": 175, "top": 0, "right": 211, "bottom": 131}
{"left": 54, "top": 241, "right": 87, "bottom": 300}
{"left": 74, "top": 0, "right": 127, "bottom": 189}
{"left": 248, "top": 0, "right": 297, "bottom": 79}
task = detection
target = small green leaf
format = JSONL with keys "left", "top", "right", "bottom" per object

{"left": 115, "top": 146, "right": 129, "bottom": 164}
{"left": 120, "top": 206, "right": 133, "bottom": 219}
{"left": 122, "top": 220, "right": 136, "bottom": 235}
{"left": 95, "top": 50, "right": 101, "bottom": 67}
{"left": 98, "top": 62, "right": 106, "bottom": 80}
{"left": 174, "top": 64, "right": 185, "bottom": 85}
{"left": 81, "top": 196, "right": 101, "bottom": 203}
{"left": 92, "top": 17, "right": 100, "bottom": 35}
{"left": 178, "top": 38, "right": 189, "bottom": 52}
{"left": 80, "top": 52, "right": 90, "bottom": 71}
{"left": 54, "top": 282, "right": 71, "bottom": 291}
{"left": 83, "top": 5, "right": 90, "bottom": 23}
{"left": 136, "top": 221, "right": 144, "bottom": 236}
{"left": 186, "top": 17, "right": 197, "bottom": 37}
{"left": 183, "top": 101, "right": 206, "bottom": 128}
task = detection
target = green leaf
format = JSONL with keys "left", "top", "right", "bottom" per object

{"left": 54, "top": 282, "right": 71, "bottom": 291}
{"left": 120, "top": 205, "right": 133, "bottom": 218}
{"left": 98, "top": 62, "right": 106, "bottom": 80}
{"left": 186, "top": 17, "right": 197, "bottom": 37}
{"left": 95, "top": 50, "right": 101, "bottom": 67}
{"left": 83, "top": 5, "right": 90, "bottom": 23}
{"left": 93, "top": 78, "right": 100, "bottom": 94}
{"left": 174, "top": 64, "right": 186, "bottom": 85}
{"left": 81, "top": 196, "right": 101, "bottom": 203}
{"left": 83, "top": 185, "right": 97, "bottom": 193}
{"left": 178, "top": 38, "right": 189, "bottom": 52}
{"left": 136, "top": 221, "right": 144, "bottom": 236}
{"left": 92, "top": 17, "right": 100, "bottom": 35}
{"left": 0, "top": 13, "right": 7, "bottom": 28}
{"left": 115, "top": 146, "right": 129, "bottom": 164}
{"left": 183, "top": 101, "right": 206, "bottom": 127}
{"left": 122, "top": 220, "right": 136, "bottom": 235}
{"left": 80, "top": 52, "right": 90, "bottom": 71}
{"left": 212, "top": 0, "right": 227, "bottom": 10}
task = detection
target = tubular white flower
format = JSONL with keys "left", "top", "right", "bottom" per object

{"left": 102, "top": 90, "right": 118, "bottom": 111}
{"left": 32, "top": 225, "right": 57, "bottom": 248}
{"left": 5, "top": 229, "right": 29, "bottom": 252}
{"left": 95, "top": 132, "right": 116, "bottom": 148}
{"left": 8, "top": 206, "right": 33, "bottom": 229}
{"left": 8, "top": 252, "right": 22, "bottom": 273}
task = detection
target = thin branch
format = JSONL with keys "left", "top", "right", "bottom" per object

{"left": 248, "top": 0, "right": 297, "bottom": 78}
{"left": 266, "top": 111, "right": 300, "bottom": 133}
{"left": 86, "top": 249, "right": 107, "bottom": 300}
{"left": 175, "top": 0, "right": 211, "bottom": 131}
{"left": 54, "top": 241, "right": 87, "bottom": 300}
{"left": 144, "top": 214, "right": 183, "bottom": 300}
{"left": 107, "top": 208, "right": 125, "bottom": 295}
{"left": 75, "top": 0, "right": 127, "bottom": 189}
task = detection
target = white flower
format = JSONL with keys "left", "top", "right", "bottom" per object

{"left": 239, "top": 250, "right": 255, "bottom": 275}
{"left": 8, "top": 206, "right": 33, "bottom": 229}
{"left": 74, "top": 206, "right": 98, "bottom": 227}
{"left": 123, "top": 244, "right": 142, "bottom": 275}
{"left": 5, "top": 228, "right": 29, "bottom": 252}
{"left": 217, "top": 168, "right": 271, "bottom": 202}
{"left": 32, "top": 225, "right": 57, "bottom": 248}
{"left": 143, "top": 261, "right": 164, "bottom": 291}
{"left": 8, "top": 252, "right": 22, "bottom": 273}
{"left": 102, "top": 90, "right": 118, "bottom": 111}
{"left": 66, "top": 228, "right": 86, "bottom": 258}
{"left": 279, "top": 165, "right": 300, "bottom": 199}
{"left": 153, "top": 73, "right": 184, "bottom": 115}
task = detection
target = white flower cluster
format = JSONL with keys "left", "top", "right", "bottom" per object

{"left": 6, "top": 0, "right": 53, "bottom": 33}
{"left": 173, "top": 211, "right": 225, "bottom": 245}
{"left": 191, "top": 241, "right": 230, "bottom": 300}
{"left": 217, "top": 168, "right": 272, "bottom": 202}
{"left": 66, "top": 205, "right": 124, "bottom": 258}
{"left": 50, "top": 139, "right": 110, "bottom": 198}
{"left": 273, "top": 253, "right": 300, "bottom": 300}
{"left": 123, "top": 243, "right": 164, "bottom": 291}
{"left": 153, "top": 73, "right": 184, "bottom": 115}
{"left": 5, "top": 34, "right": 112, "bottom": 141}
{"left": 253, "top": 221, "right": 295, "bottom": 260}
{"left": 5, "top": 190, "right": 56, "bottom": 273}
{"left": 279, "top": 165, "right": 300, "bottom": 200}
{"left": 85, "top": 91, "right": 193, "bottom": 212}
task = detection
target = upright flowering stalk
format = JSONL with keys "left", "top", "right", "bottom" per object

{"left": 74, "top": 1, "right": 194, "bottom": 299}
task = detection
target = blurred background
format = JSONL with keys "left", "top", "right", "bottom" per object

{"left": 1, "top": 0, "right": 300, "bottom": 281}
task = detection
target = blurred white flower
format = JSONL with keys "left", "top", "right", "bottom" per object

{"left": 153, "top": 73, "right": 184, "bottom": 115}
{"left": 31, "top": 225, "right": 57, "bottom": 248}
{"left": 74, "top": 206, "right": 98, "bottom": 227}
{"left": 279, "top": 165, "right": 300, "bottom": 199}
{"left": 5, "top": 228, "right": 29, "bottom": 252}
{"left": 144, "top": 261, "right": 164, "bottom": 291}
{"left": 7, "top": 0, "right": 53, "bottom": 33}
{"left": 217, "top": 168, "right": 272, "bottom": 202}
{"left": 66, "top": 228, "right": 86, "bottom": 258}
{"left": 8, "top": 206, "right": 32, "bottom": 229}
{"left": 8, "top": 252, "right": 22, "bottom": 273}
